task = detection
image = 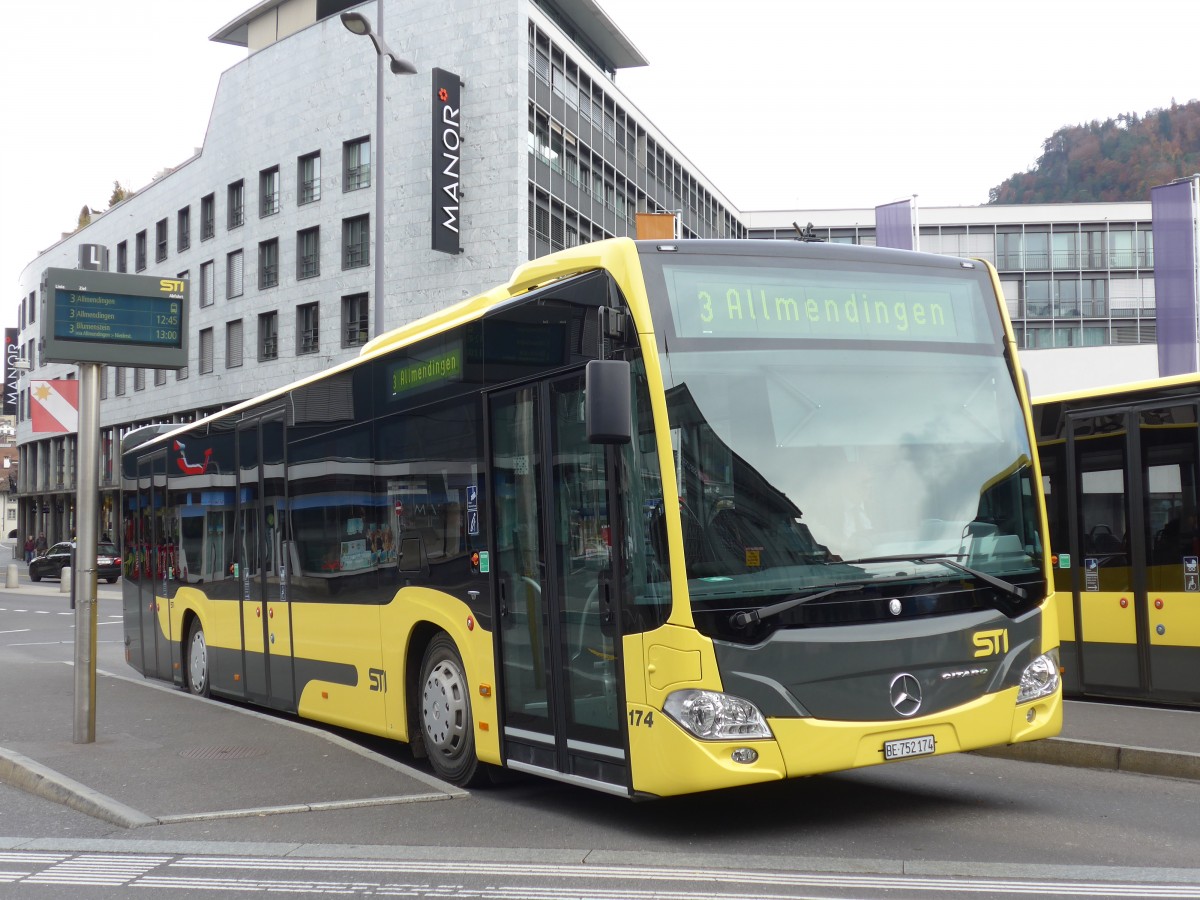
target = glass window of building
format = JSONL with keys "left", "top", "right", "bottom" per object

{"left": 155, "top": 219, "right": 168, "bottom": 262}
{"left": 201, "top": 193, "right": 215, "bottom": 240}
{"left": 259, "top": 311, "right": 278, "bottom": 361}
{"left": 341, "top": 293, "right": 368, "bottom": 347}
{"left": 259, "top": 239, "right": 278, "bottom": 289}
{"left": 299, "top": 151, "right": 321, "bottom": 204}
{"left": 343, "top": 137, "right": 370, "bottom": 191}
{"left": 260, "top": 166, "right": 280, "bottom": 217}
{"left": 228, "top": 180, "right": 244, "bottom": 229}
{"left": 297, "top": 226, "right": 319, "bottom": 279}
{"left": 116, "top": 241, "right": 127, "bottom": 273}
{"left": 135, "top": 230, "right": 147, "bottom": 271}
{"left": 342, "top": 215, "right": 369, "bottom": 269}
{"left": 177, "top": 206, "right": 190, "bottom": 252}
{"left": 297, "top": 302, "right": 319, "bottom": 354}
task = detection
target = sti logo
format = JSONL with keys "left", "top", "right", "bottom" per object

{"left": 972, "top": 628, "right": 1009, "bottom": 658}
{"left": 159, "top": 279, "right": 186, "bottom": 294}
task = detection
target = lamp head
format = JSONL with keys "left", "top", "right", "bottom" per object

{"left": 340, "top": 12, "right": 373, "bottom": 36}
{"left": 388, "top": 55, "right": 417, "bottom": 75}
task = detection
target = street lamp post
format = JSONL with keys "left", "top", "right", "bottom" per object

{"left": 341, "top": 6, "right": 417, "bottom": 341}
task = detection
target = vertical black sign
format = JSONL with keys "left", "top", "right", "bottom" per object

{"left": 431, "top": 67, "right": 462, "bottom": 255}
{"left": 3, "top": 328, "right": 18, "bottom": 416}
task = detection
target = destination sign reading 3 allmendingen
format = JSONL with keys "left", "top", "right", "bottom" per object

{"left": 663, "top": 264, "right": 986, "bottom": 343}
{"left": 53, "top": 287, "right": 183, "bottom": 349}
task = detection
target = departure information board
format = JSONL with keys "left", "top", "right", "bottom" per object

{"left": 41, "top": 268, "right": 189, "bottom": 368}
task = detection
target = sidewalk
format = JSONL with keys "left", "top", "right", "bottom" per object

{"left": 979, "top": 698, "right": 1200, "bottom": 780}
{"left": 0, "top": 656, "right": 464, "bottom": 829}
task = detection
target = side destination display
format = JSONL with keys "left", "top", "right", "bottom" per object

{"left": 41, "top": 268, "right": 189, "bottom": 369}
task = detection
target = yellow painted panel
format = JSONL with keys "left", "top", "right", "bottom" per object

{"left": 1147, "top": 591, "right": 1200, "bottom": 647}
{"left": 772, "top": 685, "right": 1062, "bottom": 777}
{"left": 266, "top": 602, "right": 292, "bottom": 655}
{"left": 1079, "top": 591, "right": 1137, "bottom": 644}
{"left": 627, "top": 702, "right": 785, "bottom": 797}
{"left": 646, "top": 645, "right": 701, "bottom": 690}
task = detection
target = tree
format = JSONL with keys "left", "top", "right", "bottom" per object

{"left": 77, "top": 205, "right": 92, "bottom": 229}
{"left": 108, "top": 180, "right": 133, "bottom": 207}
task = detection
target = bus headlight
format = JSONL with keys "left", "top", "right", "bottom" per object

{"left": 1017, "top": 651, "right": 1060, "bottom": 703}
{"left": 663, "top": 689, "right": 773, "bottom": 740}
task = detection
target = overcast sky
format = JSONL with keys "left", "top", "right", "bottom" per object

{"left": 2, "top": 0, "right": 1197, "bottom": 325}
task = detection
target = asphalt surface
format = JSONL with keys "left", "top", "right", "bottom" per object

{"left": 0, "top": 573, "right": 1197, "bottom": 832}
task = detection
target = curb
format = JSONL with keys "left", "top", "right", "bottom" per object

{"left": 0, "top": 746, "right": 156, "bottom": 829}
{"left": 974, "top": 737, "right": 1200, "bottom": 782}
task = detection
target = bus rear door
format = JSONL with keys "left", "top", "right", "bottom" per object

{"left": 236, "top": 413, "right": 295, "bottom": 710}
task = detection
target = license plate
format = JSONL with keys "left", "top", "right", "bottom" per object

{"left": 883, "top": 734, "right": 936, "bottom": 761}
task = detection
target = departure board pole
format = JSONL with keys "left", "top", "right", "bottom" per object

{"left": 72, "top": 362, "right": 101, "bottom": 744}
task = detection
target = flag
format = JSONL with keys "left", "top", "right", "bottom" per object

{"left": 30, "top": 380, "right": 79, "bottom": 434}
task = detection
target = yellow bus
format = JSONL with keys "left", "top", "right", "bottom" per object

{"left": 121, "top": 238, "right": 1061, "bottom": 797}
{"left": 1034, "top": 373, "right": 1200, "bottom": 707}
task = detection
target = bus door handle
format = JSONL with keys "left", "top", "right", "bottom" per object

{"left": 499, "top": 578, "right": 509, "bottom": 619}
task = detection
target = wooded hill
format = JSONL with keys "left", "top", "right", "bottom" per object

{"left": 988, "top": 100, "right": 1200, "bottom": 204}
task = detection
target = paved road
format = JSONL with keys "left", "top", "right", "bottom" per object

{"left": 2, "top": 563, "right": 1199, "bottom": 898}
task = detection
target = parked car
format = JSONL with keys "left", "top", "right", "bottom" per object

{"left": 29, "top": 541, "right": 122, "bottom": 583}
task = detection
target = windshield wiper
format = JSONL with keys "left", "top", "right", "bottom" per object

{"left": 831, "top": 554, "right": 1028, "bottom": 602}
{"left": 729, "top": 584, "right": 861, "bottom": 629}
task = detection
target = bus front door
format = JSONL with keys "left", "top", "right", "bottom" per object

{"left": 236, "top": 414, "right": 295, "bottom": 710}
{"left": 1067, "top": 403, "right": 1200, "bottom": 704}
{"left": 489, "top": 374, "right": 628, "bottom": 794}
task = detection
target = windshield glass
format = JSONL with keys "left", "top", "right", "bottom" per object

{"left": 638, "top": 245, "right": 1044, "bottom": 625}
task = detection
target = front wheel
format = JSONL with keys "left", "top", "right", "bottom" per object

{"left": 419, "top": 633, "right": 483, "bottom": 786}
{"left": 185, "top": 618, "right": 210, "bottom": 697}
{"left": 30, "top": 571, "right": 41, "bottom": 582}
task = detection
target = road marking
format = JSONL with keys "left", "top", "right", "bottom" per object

{"left": 0, "top": 628, "right": 31, "bottom": 635}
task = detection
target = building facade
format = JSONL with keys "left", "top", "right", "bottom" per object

{"left": 8, "top": 0, "right": 1173, "bottom": 545}
{"left": 10, "top": 0, "right": 744, "bottom": 544}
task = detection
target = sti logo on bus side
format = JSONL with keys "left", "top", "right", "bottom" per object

{"left": 973, "top": 629, "right": 1009, "bottom": 658}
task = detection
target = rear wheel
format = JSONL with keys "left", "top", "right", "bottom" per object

{"left": 105, "top": 577, "right": 118, "bottom": 584}
{"left": 185, "top": 618, "right": 210, "bottom": 697}
{"left": 419, "top": 633, "right": 482, "bottom": 786}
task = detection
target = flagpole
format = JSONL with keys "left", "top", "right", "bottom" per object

{"left": 73, "top": 362, "right": 100, "bottom": 744}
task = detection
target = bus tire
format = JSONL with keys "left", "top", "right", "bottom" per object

{"left": 185, "top": 618, "right": 210, "bottom": 697}
{"left": 418, "top": 633, "right": 482, "bottom": 786}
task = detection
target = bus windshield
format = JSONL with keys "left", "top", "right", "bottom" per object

{"left": 641, "top": 247, "right": 1044, "bottom": 624}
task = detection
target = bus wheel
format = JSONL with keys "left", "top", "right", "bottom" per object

{"left": 419, "top": 633, "right": 481, "bottom": 786}
{"left": 186, "top": 619, "right": 210, "bottom": 697}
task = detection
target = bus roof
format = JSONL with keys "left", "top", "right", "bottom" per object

{"left": 1033, "top": 371, "right": 1200, "bottom": 408}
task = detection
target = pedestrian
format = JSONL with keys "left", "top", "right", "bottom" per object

{"left": 23, "top": 534, "right": 34, "bottom": 564}
{"left": 35, "top": 533, "right": 47, "bottom": 557}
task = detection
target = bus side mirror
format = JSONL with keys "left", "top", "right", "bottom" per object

{"left": 585, "top": 359, "right": 631, "bottom": 444}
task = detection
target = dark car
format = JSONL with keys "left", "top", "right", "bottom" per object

{"left": 29, "top": 541, "right": 122, "bottom": 584}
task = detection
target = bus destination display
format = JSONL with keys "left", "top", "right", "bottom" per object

{"left": 54, "top": 288, "right": 182, "bottom": 349}
{"left": 41, "top": 268, "right": 189, "bottom": 369}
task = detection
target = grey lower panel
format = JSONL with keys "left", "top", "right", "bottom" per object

{"left": 714, "top": 607, "right": 1045, "bottom": 721}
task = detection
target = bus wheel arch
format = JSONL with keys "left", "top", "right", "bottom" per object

{"left": 413, "top": 629, "right": 484, "bottom": 786}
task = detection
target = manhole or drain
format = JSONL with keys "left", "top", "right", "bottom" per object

{"left": 179, "top": 746, "right": 267, "bottom": 761}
